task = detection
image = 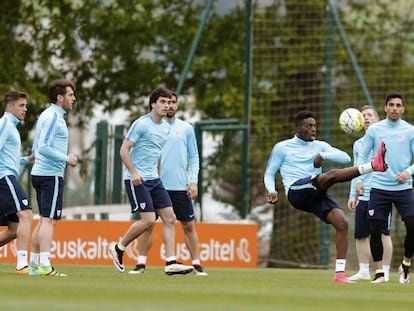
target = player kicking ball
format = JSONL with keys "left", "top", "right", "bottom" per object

{"left": 264, "top": 110, "right": 388, "bottom": 283}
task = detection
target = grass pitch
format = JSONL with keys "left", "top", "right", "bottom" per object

{"left": 1, "top": 264, "right": 413, "bottom": 311}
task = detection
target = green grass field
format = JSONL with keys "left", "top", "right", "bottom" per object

{"left": 1, "top": 264, "right": 413, "bottom": 311}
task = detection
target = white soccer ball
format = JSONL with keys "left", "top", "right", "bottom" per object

{"left": 339, "top": 108, "right": 364, "bottom": 134}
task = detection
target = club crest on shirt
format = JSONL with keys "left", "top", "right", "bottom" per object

{"left": 140, "top": 202, "right": 146, "bottom": 210}
{"left": 368, "top": 209, "right": 375, "bottom": 216}
{"left": 172, "top": 130, "right": 183, "bottom": 138}
{"left": 397, "top": 134, "right": 404, "bottom": 141}
{"left": 21, "top": 199, "right": 28, "bottom": 206}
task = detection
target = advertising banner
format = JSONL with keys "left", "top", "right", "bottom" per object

{"left": 0, "top": 220, "right": 257, "bottom": 267}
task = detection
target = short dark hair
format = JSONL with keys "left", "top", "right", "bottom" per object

{"left": 48, "top": 79, "right": 75, "bottom": 103}
{"left": 295, "top": 111, "right": 316, "bottom": 127}
{"left": 385, "top": 91, "right": 404, "bottom": 105}
{"left": 4, "top": 91, "right": 28, "bottom": 108}
{"left": 148, "top": 86, "right": 171, "bottom": 111}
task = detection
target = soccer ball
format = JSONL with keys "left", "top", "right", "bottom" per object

{"left": 338, "top": 108, "right": 364, "bottom": 134}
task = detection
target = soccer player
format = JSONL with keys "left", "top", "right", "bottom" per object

{"left": 28, "top": 79, "right": 78, "bottom": 277}
{"left": 347, "top": 105, "right": 393, "bottom": 281}
{"left": 264, "top": 110, "right": 388, "bottom": 283}
{"left": 130, "top": 92, "right": 207, "bottom": 276}
{"left": 0, "top": 91, "right": 33, "bottom": 274}
{"left": 108, "top": 86, "right": 194, "bottom": 275}
{"left": 358, "top": 91, "right": 414, "bottom": 284}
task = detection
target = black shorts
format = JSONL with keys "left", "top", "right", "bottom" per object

{"left": 287, "top": 176, "right": 340, "bottom": 224}
{"left": 124, "top": 179, "right": 172, "bottom": 214}
{"left": 168, "top": 191, "right": 195, "bottom": 222}
{"left": 32, "top": 175, "right": 64, "bottom": 220}
{"left": 0, "top": 175, "right": 31, "bottom": 225}
{"left": 354, "top": 200, "right": 391, "bottom": 239}
{"left": 368, "top": 188, "right": 414, "bottom": 221}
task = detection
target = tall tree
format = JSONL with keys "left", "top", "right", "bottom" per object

{"left": 0, "top": 0, "right": 246, "bottom": 194}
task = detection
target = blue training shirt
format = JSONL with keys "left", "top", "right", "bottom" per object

{"left": 160, "top": 118, "right": 199, "bottom": 190}
{"left": 358, "top": 118, "right": 414, "bottom": 191}
{"left": 124, "top": 113, "right": 170, "bottom": 180}
{"left": 264, "top": 135, "right": 351, "bottom": 195}
{"left": 0, "top": 112, "right": 23, "bottom": 178}
{"left": 31, "top": 104, "right": 69, "bottom": 177}
{"left": 349, "top": 137, "right": 373, "bottom": 201}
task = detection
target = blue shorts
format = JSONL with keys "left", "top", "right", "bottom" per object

{"left": 287, "top": 176, "right": 340, "bottom": 224}
{"left": 168, "top": 191, "right": 195, "bottom": 222}
{"left": 354, "top": 200, "right": 391, "bottom": 239}
{"left": 31, "top": 175, "right": 64, "bottom": 220}
{"left": 0, "top": 175, "right": 31, "bottom": 225}
{"left": 124, "top": 179, "right": 172, "bottom": 214}
{"left": 368, "top": 188, "right": 414, "bottom": 221}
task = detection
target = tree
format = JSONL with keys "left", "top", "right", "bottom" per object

{"left": 0, "top": 0, "right": 247, "bottom": 207}
{"left": 0, "top": 1, "right": 45, "bottom": 142}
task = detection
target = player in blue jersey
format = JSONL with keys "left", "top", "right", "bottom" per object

{"left": 264, "top": 110, "right": 388, "bottom": 283}
{"left": 358, "top": 91, "right": 414, "bottom": 284}
{"left": 130, "top": 92, "right": 207, "bottom": 276}
{"left": 347, "top": 105, "right": 393, "bottom": 282}
{"left": 28, "top": 79, "right": 78, "bottom": 277}
{"left": 0, "top": 91, "right": 33, "bottom": 274}
{"left": 109, "top": 86, "right": 194, "bottom": 275}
